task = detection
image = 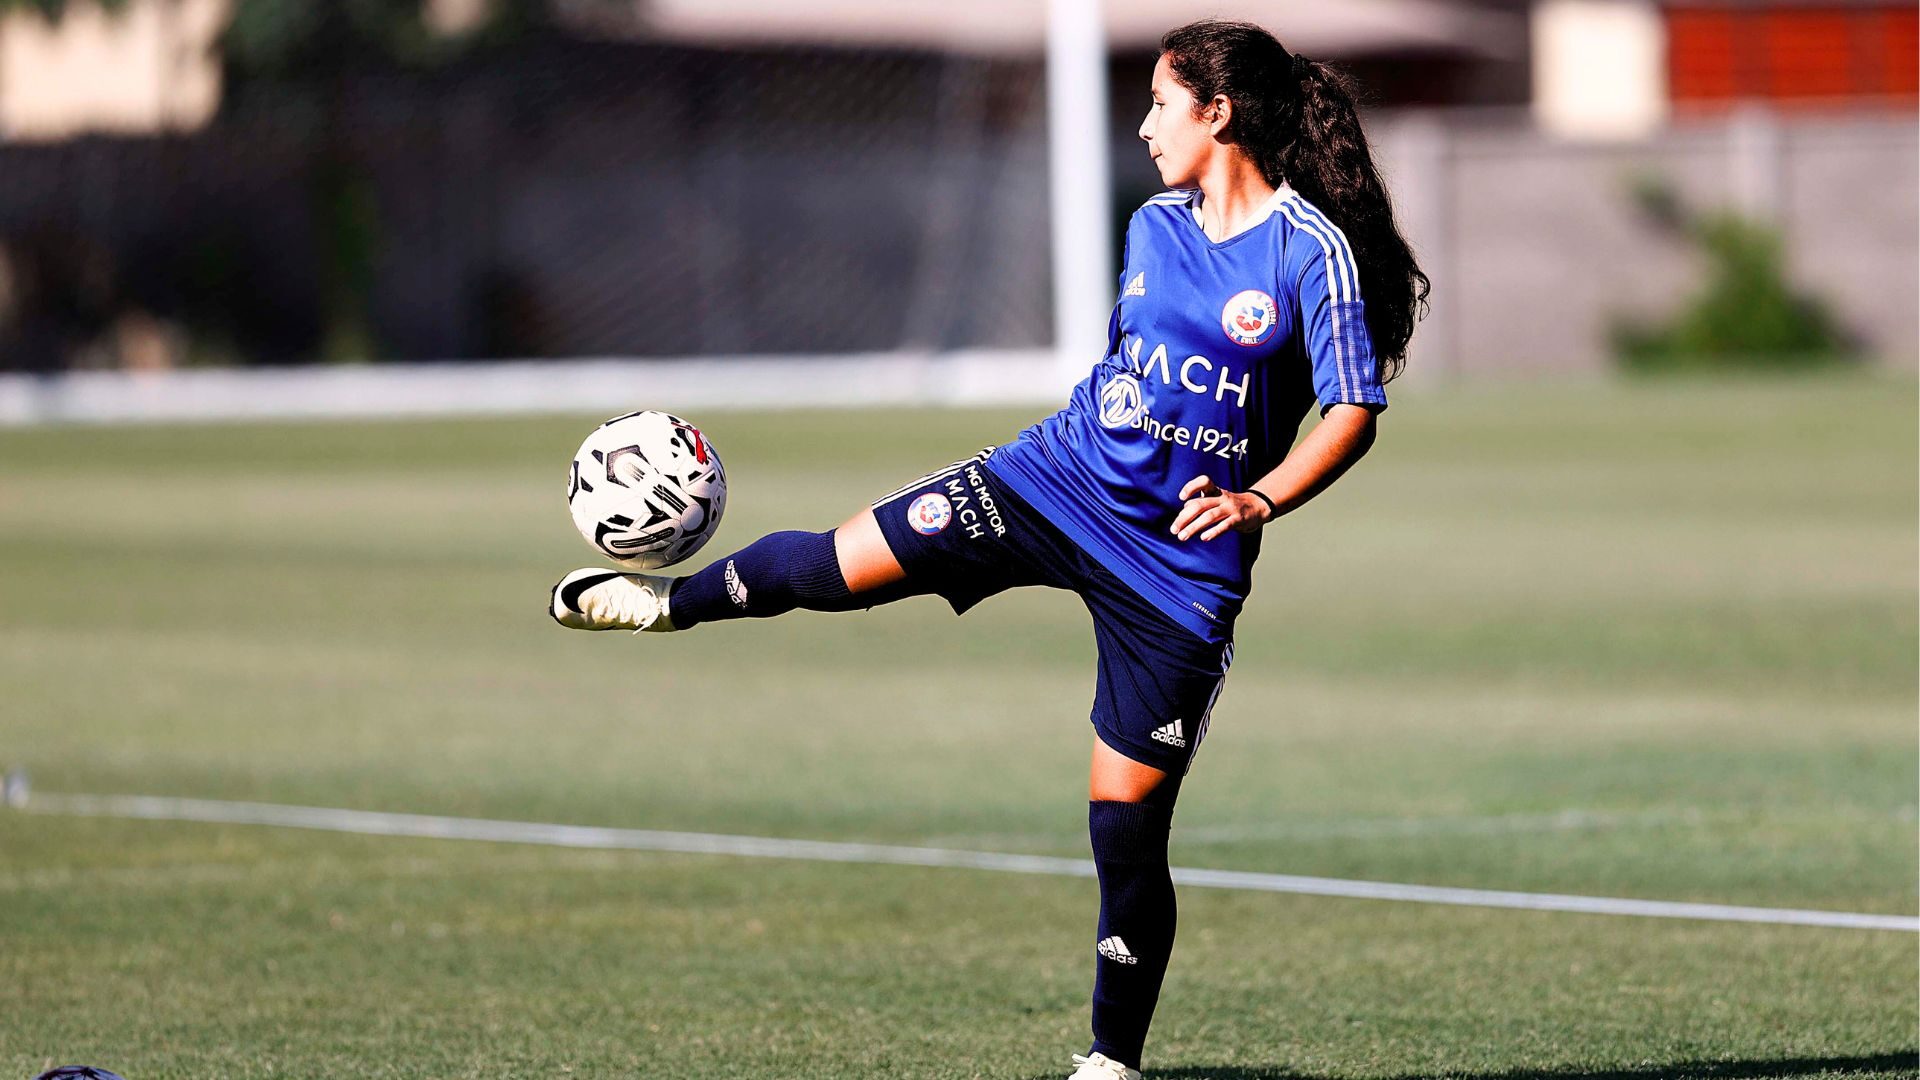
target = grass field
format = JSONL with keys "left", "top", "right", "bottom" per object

{"left": 2, "top": 376, "right": 1915, "bottom": 1079}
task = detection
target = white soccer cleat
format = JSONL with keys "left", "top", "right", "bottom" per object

{"left": 1069, "top": 1052, "right": 1141, "bottom": 1080}
{"left": 549, "top": 568, "right": 677, "bottom": 633}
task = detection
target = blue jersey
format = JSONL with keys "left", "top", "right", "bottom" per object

{"left": 987, "top": 185, "right": 1387, "bottom": 644}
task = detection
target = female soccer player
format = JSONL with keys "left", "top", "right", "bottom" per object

{"left": 550, "top": 20, "right": 1427, "bottom": 1079}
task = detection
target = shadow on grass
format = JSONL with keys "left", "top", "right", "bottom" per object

{"left": 1040, "top": 1050, "right": 1920, "bottom": 1080}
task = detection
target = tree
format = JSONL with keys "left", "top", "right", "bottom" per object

{"left": 213, "top": 1, "right": 631, "bottom": 361}
{"left": 0, "top": 0, "right": 129, "bottom": 17}
{"left": 1, "top": 0, "right": 631, "bottom": 362}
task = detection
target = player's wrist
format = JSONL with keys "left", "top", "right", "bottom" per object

{"left": 1244, "top": 488, "right": 1278, "bottom": 522}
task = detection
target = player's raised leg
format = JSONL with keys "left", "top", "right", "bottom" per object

{"left": 549, "top": 509, "right": 907, "bottom": 632}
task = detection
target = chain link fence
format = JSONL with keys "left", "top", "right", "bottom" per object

{"left": 0, "top": 37, "right": 1054, "bottom": 371}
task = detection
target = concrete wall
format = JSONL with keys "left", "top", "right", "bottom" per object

{"left": 1374, "top": 110, "right": 1919, "bottom": 378}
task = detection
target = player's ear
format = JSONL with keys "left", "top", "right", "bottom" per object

{"left": 1206, "top": 94, "right": 1233, "bottom": 137}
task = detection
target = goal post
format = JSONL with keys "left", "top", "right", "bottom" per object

{"left": 1045, "top": 0, "right": 1115, "bottom": 386}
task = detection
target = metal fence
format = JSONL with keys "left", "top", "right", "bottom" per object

{"left": 0, "top": 39, "right": 1054, "bottom": 371}
{"left": 1, "top": 35, "right": 1913, "bottom": 397}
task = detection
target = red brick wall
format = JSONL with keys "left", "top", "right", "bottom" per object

{"left": 1667, "top": 4, "right": 1917, "bottom": 109}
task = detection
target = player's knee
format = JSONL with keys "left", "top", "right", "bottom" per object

{"left": 1089, "top": 739, "right": 1184, "bottom": 808}
{"left": 1089, "top": 773, "right": 1182, "bottom": 808}
{"left": 1088, "top": 799, "right": 1173, "bottom": 866}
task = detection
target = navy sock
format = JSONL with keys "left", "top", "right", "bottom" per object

{"left": 667, "top": 530, "right": 860, "bottom": 628}
{"left": 1088, "top": 798, "right": 1177, "bottom": 1071}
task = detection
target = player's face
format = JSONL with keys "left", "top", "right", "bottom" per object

{"left": 1139, "top": 55, "right": 1213, "bottom": 189}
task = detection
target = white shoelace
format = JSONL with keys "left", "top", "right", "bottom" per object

{"left": 590, "top": 578, "right": 659, "bottom": 633}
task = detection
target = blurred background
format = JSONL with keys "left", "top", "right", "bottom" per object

{"left": 1, "top": 5, "right": 1915, "bottom": 1076}
{"left": 0, "top": 0, "right": 1912, "bottom": 417}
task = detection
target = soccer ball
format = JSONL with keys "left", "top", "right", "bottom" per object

{"left": 566, "top": 411, "right": 727, "bottom": 568}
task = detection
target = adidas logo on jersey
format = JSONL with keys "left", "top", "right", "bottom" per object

{"left": 1097, "top": 936, "right": 1138, "bottom": 964}
{"left": 1123, "top": 272, "right": 1147, "bottom": 298}
{"left": 1149, "top": 719, "right": 1186, "bottom": 748}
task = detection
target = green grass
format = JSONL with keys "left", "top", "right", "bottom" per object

{"left": 1, "top": 376, "right": 1915, "bottom": 1078}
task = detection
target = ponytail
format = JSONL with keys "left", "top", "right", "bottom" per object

{"left": 1161, "top": 21, "right": 1430, "bottom": 378}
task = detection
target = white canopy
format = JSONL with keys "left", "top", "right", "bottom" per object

{"left": 637, "top": 0, "right": 1524, "bottom": 59}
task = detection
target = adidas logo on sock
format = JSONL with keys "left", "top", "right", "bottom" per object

{"left": 1149, "top": 718, "right": 1185, "bottom": 748}
{"left": 724, "top": 559, "right": 749, "bottom": 609}
{"left": 1123, "top": 272, "right": 1146, "bottom": 298}
{"left": 1097, "top": 936, "right": 1138, "bottom": 964}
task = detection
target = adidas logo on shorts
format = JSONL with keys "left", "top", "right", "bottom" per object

{"left": 1097, "top": 936, "right": 1138, "bottom": 964}
{"left": 1123, "top": 272, "right": 1147, "bottom": 298}
{"left": 1149, "top": 718, "right": 1186, "bottom": 748}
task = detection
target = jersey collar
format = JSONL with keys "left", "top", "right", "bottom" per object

{"left": 1188, "top": 182, "right": 1294, "bottom": 243}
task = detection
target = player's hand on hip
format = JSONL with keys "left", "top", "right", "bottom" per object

{"left": 1172, "top": 475, "right": 1272, "bottom": 541}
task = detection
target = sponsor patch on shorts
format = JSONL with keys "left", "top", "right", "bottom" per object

{"left": 907, "top": 492, "right": 953, "bottom": 535}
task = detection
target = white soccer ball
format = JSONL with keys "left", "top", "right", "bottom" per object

{"left": 566, "top": 411, "right": 727, "bottom": 569}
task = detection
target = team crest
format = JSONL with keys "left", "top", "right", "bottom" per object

{"left": 907, "top": 493, "right": 953, "bottom": 535}
{"left": 1221, "top": 289, "right": 1279, "bottom": 347}
{"left": 1099, "top": 372, "right": 1144, "bottom": 429}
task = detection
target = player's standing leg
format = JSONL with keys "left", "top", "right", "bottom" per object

{"left": 1073, "top": 740, "right": 1177, "bottom": 1080}
{"left": 1069, "top": 569, "right": 1232, "bottom": 1079}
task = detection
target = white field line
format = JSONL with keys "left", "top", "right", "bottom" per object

{"left": 925, "top": 808, "right": 1713, "bottom": 850}
{"left": 933, "top": 806, "right": 1920, "bottom": 850}
{"left": 1181, "top": 808, "right": 1704, "bottom": 843}
{"left": 0, "top": 350, "right": 1069, "bottom": 426}
{"left": 20, "top": 793, "right": 1917, "bottom": 933}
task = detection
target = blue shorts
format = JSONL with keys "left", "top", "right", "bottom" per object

{"left": 871, "top": 448, "right": 1233, "bottom": 775}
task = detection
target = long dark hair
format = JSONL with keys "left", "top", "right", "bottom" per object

{"left": 1160, "top": 20, "right": 1429, "bottom": 377}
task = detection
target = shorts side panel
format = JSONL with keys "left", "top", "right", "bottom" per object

{"left": 1084, "top": 568, "right": 1234, "bottom": 775}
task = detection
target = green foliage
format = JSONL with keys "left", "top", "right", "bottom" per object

{"left": 1614, "top": 177, "right": 1857, "bottom": 373}
{"left": 0, "top": 0, "right": 626, "bottom": 364}
{"left": 221, "top": 0, "right": 627, "bottom": 363}
{"left": 220, "top": 0, "right": 443, "bottom": 79}
{"left": 0, "top": 0, "right": 129, "bottom": 20}
{"left": 217, "top": 0, "right": 634, "bottom": 80}
{"left": 0, "top": 0, "right": 628, "bottom": 77}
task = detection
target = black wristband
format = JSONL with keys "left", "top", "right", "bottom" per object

{"left": 1246, "top": 488, "right": 1278, "bottom": 516}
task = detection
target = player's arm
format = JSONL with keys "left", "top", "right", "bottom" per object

{"left": 1171, "top": 404, "right": 1375, "bottom": 541}
{"left": 1175, "top": 230, "right": 1386, "bottom": 543}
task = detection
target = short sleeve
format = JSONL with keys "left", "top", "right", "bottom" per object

{"left": 1294, "top": 227, "right": 1388, "bottom": 413}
